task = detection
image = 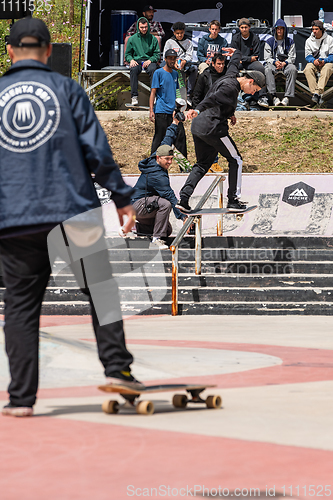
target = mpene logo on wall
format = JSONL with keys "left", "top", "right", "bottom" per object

{"left": 0, "top": 81, "right": 60, "bottom": 153}
{"left": 282, "top": 181, "right": 315, "bottom": 207}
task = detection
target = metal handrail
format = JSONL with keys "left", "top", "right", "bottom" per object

{"left": 170, "top": 174, "right": 225, "bottom": 316}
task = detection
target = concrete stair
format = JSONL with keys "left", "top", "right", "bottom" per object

{"left": 1, "top": 236, "right": 333, "bottom": 315}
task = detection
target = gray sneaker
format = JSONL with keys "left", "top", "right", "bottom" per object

{"left": 131, "top": 96, "right": 139, "bottom": 106}
{"left": 151, "top": 238, "right": 169, "bottom": 250}
{"left": 273, "top": 97, "right": 281, "bottom": 106}
{"left": 281, "top": 97, "right": 289, "bottom": 106}
{"left": 258, "top": 96, "right": 269, "bottom": 108}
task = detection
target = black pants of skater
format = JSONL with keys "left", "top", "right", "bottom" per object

{"left": 0, "top": 230, "right": 133, "bottom": 407}
{"left": 179, "top": 132, "right": 243, "bottom": 202}
{"left": 130, "top": 62, "right": 157, "bottom": 96}
{"left": 151, "top": 113, "right": 187, "bottom": 158}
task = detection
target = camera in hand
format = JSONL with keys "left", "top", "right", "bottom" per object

{"left": 174, "top": 98, "right": 186, "bottom": 122}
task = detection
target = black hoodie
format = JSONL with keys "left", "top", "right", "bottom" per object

{"left": 192, "top": 50, "right": 241, "bottom": 138}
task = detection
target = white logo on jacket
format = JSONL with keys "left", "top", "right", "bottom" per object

{"left": 0, "top": 81, "right": 60, "bottom": 153}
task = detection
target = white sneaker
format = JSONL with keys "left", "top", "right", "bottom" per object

{"left": 258, "top": 96, "right": 269, "bottom": 108}
{"left": 131, "top": 96, "right": 139, "bottom": 106}
{"left": 151, "top": 238, "right": 169, "bottom": 250}
{"left": 273, "top": 97, "right": 281, "bottom": 106}
{"left": 281, "top": 97, "right": 289, "bottom": 106}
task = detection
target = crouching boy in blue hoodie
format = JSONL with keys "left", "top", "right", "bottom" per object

{"left": 132, "top": 117, "right": 187, "bottom": 250}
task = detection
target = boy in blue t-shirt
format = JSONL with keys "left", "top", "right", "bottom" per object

{"left": 149, "top": 49, "right": 187, "bottom": 157}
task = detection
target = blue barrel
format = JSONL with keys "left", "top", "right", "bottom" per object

{"left": 110, "top": 10, "right": 137, "bottom": 66}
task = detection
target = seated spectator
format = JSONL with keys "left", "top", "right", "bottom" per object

{"left": 124, "top": 4, "right": 165, "bottom": 54}
{"left": 304, "top": 20, "right": 333, "bottom": 105}
{"left": 261, "top": 18, "right": 297, "bottom": 107}
{"left": 192, "top": 52, "right": 226, "bottom": 108}
{"left": 150, "top": 49, "right": 187, "bottom": 158}
{"left": 132, "top": 119, "right": 187, "bottom": 250}
{"left": 163, "top": 21, "right": 198, "bottom": 99}
{"left": 125, "top": 17, "right": 160, "bottom": 106}
{"left": 231, "top": 17, "right": 266, "bottom": 107}
{"left": 197, "top": 20, "right": 228, "bottom": 74}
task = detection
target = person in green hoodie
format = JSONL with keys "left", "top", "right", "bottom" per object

{"left": 125, "top": 17, "right": 160, "bottom": 106}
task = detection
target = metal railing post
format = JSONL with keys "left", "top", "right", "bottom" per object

{"left": 195, "top": 216, "right": 202, "bottom": 275}
{"left": 217, "top": 178, "right": 223, "bottom": 236}
{"left": 170, "top": 174, "right": 226, "bottom": 316}
{"left": 171, "top": 246, "right": 179, "bottom": 316}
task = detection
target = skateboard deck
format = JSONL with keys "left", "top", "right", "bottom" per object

{"left": 268, "top": 105, "right": 313, "bottom": 110}
{"left": 176, "top": 70, "right": 187, "bottom": 111}
{"left": 98, "top": 382, "right": 222, "bottom": 415}
{"left": 125, "top": 103, "right": 149, "bottom": 110}
{"left": 173, "top": 148, "right": 192, "bottom": 172}
{"left": 181, "top": 205, "right": 257, "bottom": 221}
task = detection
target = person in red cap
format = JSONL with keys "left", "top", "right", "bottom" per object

{"left": 0, "top": 17, "right": 143, "bottom": 418}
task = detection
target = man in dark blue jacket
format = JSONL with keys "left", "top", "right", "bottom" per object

{"left": 132, "top": 119, "right": 187, "bottom": 249}
{"left": 0, "top": 18, "right": 143, "bottom": 417}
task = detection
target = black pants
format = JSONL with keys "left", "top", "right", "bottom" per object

{"left": 179, "top": 132, "right": 243, "bottom": 202}
{"left": 0, "top": 230, "right": 133, "bottom": 407}
{"left": 130, "top": 62, "right": 157, "bottom": 96}
{"left": 151, "top": 113, "right": 187, "bottom": 158}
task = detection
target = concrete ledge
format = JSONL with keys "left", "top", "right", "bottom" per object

{"left": 95, "top": 109, "right": 333, "bottom": 121}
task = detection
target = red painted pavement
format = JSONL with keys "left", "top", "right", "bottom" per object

{"left": 0, "top": 417, "right": 332, "bottom": 500}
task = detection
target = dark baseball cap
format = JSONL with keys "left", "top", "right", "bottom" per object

{"left": 156, "top": 144, "right": 174, "bottom": 156}
{"left": 8, "top": 17, "right": 51, "bottom": 47}
{"left": 165, "top": 49, "right": 177, "bottom": 58}
{"left": 143, "top": 4, "right": 156, "bottom": 12}
{"left": 245, "top": 70, "right": 266, "bottom": 88}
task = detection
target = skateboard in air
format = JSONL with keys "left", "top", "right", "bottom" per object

{"left": 98, "top": 383, "right": 222, "bottom": 415}
{"left": 181, "top": 205, "right": 257, "bottom": 221}
{"left": 125, "top": 103, "right": 149, "bottom": 110}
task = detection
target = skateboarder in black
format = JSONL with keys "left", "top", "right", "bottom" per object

{"left": 176, "top": 48, "right": 265, "bottom": 212}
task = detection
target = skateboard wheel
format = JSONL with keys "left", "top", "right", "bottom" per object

{"left": 236, "top": 214, "right": 243, "bottom": 222}
{"left": 102, "top": 399, "right": 119, "bottom": 414}
{"left": 206, "top": 395, "right": 222, "bottom": 409}
{"left": 136, "top": 400, "right": 154, "bottom": 415}
{"left": 172, "top": 394, "right": 188, "bottom": 408}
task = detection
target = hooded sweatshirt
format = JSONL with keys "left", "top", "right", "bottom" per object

{"left": 163, "top": 35, "right": 193, "bottom": 61}
{"left": 131, "top": 124, "right": 185, "bottom": 220}
{"left": 264, "top": 19, "right": 296, "bottom": 66}
{"left": 125, "top": 17, "right": 160, "bottom": 63}
{"left": 305, "top": 31, "right": 333, "bottom": 64}
{"left": 197, "top": 32, "right": 228, "bottom": 63}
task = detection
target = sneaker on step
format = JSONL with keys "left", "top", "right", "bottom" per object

{"left": 151, "top": 238, "right": 169, "bottom": 250}
{"left": 281, "top": 97, "right": 289, "bottom": 106}
{"left": 258, "top": 96, "right": 269, "bottom": 108}
{"left": 227, "top": 199, "right": 247, "bottom": 211}
{"left": 131, "top": 96, "right": 139, "bottom": 106}
{"left": 175, "top": 199, "right": 192, "bottom": 213}
{"left": 105, "top": 370, "right": 145, "bottom": 391}
{"left": 2, "top": 403, "right": 33, "bottom": 417}
{"left": 273, "top": 96, "right": 281, "bottom": 106}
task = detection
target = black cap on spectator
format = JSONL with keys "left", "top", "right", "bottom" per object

{"left": 143, "top": 5, "right": 157, "bottom": 12}
{"left": 165, "top": 49, "right": 177, "bottom": 57}
{"left": 8, "top": 17, "right": 50, "bottom": 47}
